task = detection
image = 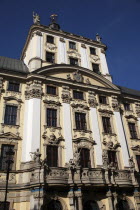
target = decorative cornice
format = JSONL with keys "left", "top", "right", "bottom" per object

{"left": 61, "top": 86, "right": 71, "bottom": 103}
{"left": 25, "top": 80, "right": 43, "bottom": 99}
{"left": 98, "top": 108, "right": 113, "bottom": 115}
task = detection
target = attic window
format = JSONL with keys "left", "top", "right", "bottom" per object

{"left": 46, "top": 52, "right": 55, "bottom": 63}
{"left": 47, "top": 35, "right": 54, "bottom": 44}
{"left": 8, "top": 81, "right": 20, "bottom": 92}
{"left": 69, "top": 41, "right": 76, "bottom": 50}
{"left": 92, "top": 63, "right": 100, "bottom": 74}
{"left": 90, "top": 47, "right": 96, "bottom": 55}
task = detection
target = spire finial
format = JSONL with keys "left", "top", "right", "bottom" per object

{"left": 50, "top": 14, "right": 58, "bottom": 23}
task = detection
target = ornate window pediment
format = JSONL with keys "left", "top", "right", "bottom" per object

{"left": 0, "top": 132, "right": 21, "bottom": 141}
{"left": 4, "top": 96, "right": 22, "bottom": 103}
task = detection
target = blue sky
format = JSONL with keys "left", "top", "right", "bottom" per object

{"left": 0, "top": 0, "right": 140, "bottom": 90}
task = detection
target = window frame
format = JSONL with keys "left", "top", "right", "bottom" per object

{"left": 124, "top": 103, "right": 131, "bottom": 111}
{"left": 102, "top": 116, "right": 112, "bottom": 134}
{"left": 128, "top": 122, "right": 138, "bottom": 139}
{"left": 69, "top": 57, "right": 79, "bottom": 66}
{"left": 75, "top": 112, "right": 87, "bottom": 130}
{"left": 46, "top": 35, "right": 54, "bottom": 44}
{"left": 4, "top": 104, "right": 18, "bottom": 126}
{"left": 136, "top": 155, "right": 140, "bottom": 172}
{"left": 46, "top": 51, "right": 55, "bottom": 63}
{"left": 73, "top": 90, "right": 84, "bottom": 100}
{"left": 46, "top": 85, "right": 57, "bottom": 96}
{"left": 7, "top": 81, "right": 20, "bottom": 92}
{"left": 90, "top": 47, "right": 96, "bottom": 55}
{"left": 99, "top": 95, "right": 107, "bottom": 105}
{"left": 107, "top": 150, "right": 118, "bottom": 168}
{"left": 69, "top": 41, "right": 76, "bottom": 50}
{"left": 46, "top": 108, "right": 57, "bottom": 127}
{"left": 46, "top": 145, "right": 58, "bottom": 167}
{"left": 92, "top": 63, "right": 100, "bottom": 73}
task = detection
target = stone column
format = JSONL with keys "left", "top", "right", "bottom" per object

{"left": 88, "top": 91, "right": 103, "bottom": 166}
{"left": 28, "top": 31, "right": 43, "bottom": 71}
{"left": 112, "top": 96, "right": 130, "bottom": 168}
{"left": 61, "top": 86, "right": 73, "bottom": 163}
{"left": 106, "top": 188, "right": 114, "bottom": 210}
{"left": 68, "top": 189, "right": 75, "bottom": 210}
{"left": 22, "top": 80, "right": 42, "bottom": 162}
{"left": 75, "top": 188, "right": 83, "bottom": 210}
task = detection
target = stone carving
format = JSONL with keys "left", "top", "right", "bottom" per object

{"left": 85, "top": 78, "right": 91, "bottom": 84}
{"left": 67, "top": 74, "right": 72, "bottom": 80}
{"left": 112, "top": 96, "right": 120, "bottom": 111}
{"left": 33, "top": 12, "right": 40, "bottom": 25}
{"left": 46, "top": 43, "right": 57, "bottom": 51}
{"left": 88, "top": 91, "right": 98, "bottom": 108}
{"left": 67, "top": 50, "right": 81, "bottom": 59}
{"left": 103, "top": 140, "right": 121, "bottom": 150}
{"left": 96, "top": 33, "right": 102, "bottom": 42}
{"left": 61, "top": 86, "right": 71, "bottom": 103}
{"left": 129, "top": 156, "right": 135, "bottom": 169}
{"left": 73, "top": 70, "right": 83, "bottom": 83}
{"left": 44, "top": 134, "right": 63, "bottom": 145}
{"left": 60, "top": 37, "right": 65, "bottom": 42}
{"left": 25, "top": 80, "right": 43, "bottom": 99}
{"left": 30, "top": 149, "right": 41, "bottom": 163}
{"left": 81, "top": 43, "right": 86, "bottom": 48}
{"left": 90, "top": 55, "right": 100, "bottom": 62}
{"left": 131, "top": 145, "right": 140, "bottom": 152}
{"left": 65, "top": 151, "right": 80, "bottom": 169}
{"left": 102, "top": 150, "right": 108, "bottom": 169}
{"left": 71, "top": 102, "right": 89, "bottom": 110}
{"left": 98, "top": 108, "right": 113, "bottom": 115}
{"left": 125, "top": 114, "right": 137, "bottom": 120}
{"left": 135, "top": 103, "right": 140, "bottom": 117}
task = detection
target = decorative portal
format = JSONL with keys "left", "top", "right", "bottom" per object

{"left": 83, "top": 200, "right": 99, "bottom": 210}
{"left": 46, "top": 200, "right": 63, "bottom": 210}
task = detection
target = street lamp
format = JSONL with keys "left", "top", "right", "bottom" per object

{"left": 4, "top": 146, "right": 15, "bottom": 210}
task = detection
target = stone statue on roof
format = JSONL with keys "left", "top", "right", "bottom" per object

{"left": 33, "top": 12, "right": 40, "bottom": 25}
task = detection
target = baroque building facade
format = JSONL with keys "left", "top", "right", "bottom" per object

{"left": 0, "top": 14, "right": 140, "bottom": 210}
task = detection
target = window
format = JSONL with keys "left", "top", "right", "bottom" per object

{"left": 136, "top": 155, "right": 140, "bottom": 171}
{"left": 90, "top": 47, "right": 96, "bottom": 55}
{"left": 69, "top": 41, "right": 76, "bottom": 50}
{"left": 8, "top": 81, "right": 20, "bottom": 92}
{"left": 102, "top": 117, "right": 112, "bottom": 134}
{"left": 46, "top": 52, "right": 55, "bottom": 63}
{"left": 47, "top": 108, "right": 57, "bottom": 127}
{"left": 108, "top": 150, "right": 118, "bottom": 168}
{"left": 92, "top": 63, "right": 100, "bottom": 73}
{"left": 47, "top": 35, "right": 54, "bottom": 44}
{"left": 124, "top": 103, "right": 131, "bottom": 111}
{"left": 0, "top": 145, "right": 14, "bottom": 171}
{"left": 0, "top": 202, "right": 10, "bottom": 210}
{"left": 75, "top": 112, "right": 86, "bottom": 130}
{"left": 4, "top": 105, "right": 17, "bottom": 125}
{"left": 73, "top": 90, "right": 83, "bottom": 100}
{"left": 128, "top": 123, "right": 137, "bottom": 139}
{"left": 79, "top": 148, "right": 91, "bottom": 168}
{"left": 70, "top": 57, "right": 78, "bottom": 66}
{"left": 47, "top": 145, "right": 58, "bottom": 167}
{"left": 47, "top": 85, "right": 56, "bottom": 95}
{"left": 99, "top": 96, "right": 107, "bottom": 104}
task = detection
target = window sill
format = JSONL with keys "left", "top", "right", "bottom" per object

{"left": 44, "top": 125, "right": 61, "bottom": 130}
{"left": 2, "top": 123, "right": 19, "bottom": 128}
{"left": 102, "top": 132, "right": 116, "bottom": 136}
{"left": 74, "top": 129, "right": 92, "bottom": 133}
{"left": 130, "top": 138, "right": 140, "bottom": 140}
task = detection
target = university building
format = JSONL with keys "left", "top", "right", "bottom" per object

{"left": 0, "top": 14, "right": 140, "bottom": 210}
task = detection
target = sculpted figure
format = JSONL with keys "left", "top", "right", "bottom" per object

{"left": 30, "top": 149, "right": 41, "bottom": 163}
{"left": 33, "top": 12, "right": 40, "bottom": 25}
{"left": 129, "top": 156, "right": 135, "bottom": 168}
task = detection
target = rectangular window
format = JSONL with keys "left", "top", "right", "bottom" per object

{"left": 4, "top": 105, "right": 17, "bottom": 125}
{"left": 90, "top": 47, "right": 96, "bottom": 55}
{"left": 47, "top": 145, "right": 58, "bottom": 167}
{"left": 92, "top": 63, "right": 100, "bottom": 73}
{"left": 128, "top": 123, "right": 137, "bottom": 139}
{"left": 102, "top": 117, "right": 112, "bottom": 134}
{"left": 136, "top": 155, "right": 140, "bottom": 171}
{"left": 75, "top": 112, "right": 86, "bottom": 130}
{"left": 0, "top": 144, "right": 14, "bottom": 171}
{"left": 47, "top": 85, "right": 56, "bottom": 95}
{"left": 70, "top": 57, "right": 78, "bottom": 66}
{"left": 47, "top": 35, "right": 54, "bottom": 44}
{"left": 8, "top": 81, "right": 20, "bottom": 92}
{"left": 124, "top": 103, "right": 131, "bottom": 111}
{"left": 73, "top": 90, "right": 83, "bottom": 100}
{"left": 69, "top": 41, "right": 76, "bottom": 50}
{"left": 46, "top": 52, "right": 55, "bottom": 63}
{"left": 47, "top": 108, "right": 57, "bottom": 127}
{"left": 79, "top": 148, "right": 91, "bottom": 168}
{"left": 108, "top": 150, "right": 118, "bottom": 168}
{"left": 99, "top": 96, "right": 107, "bottom": 104}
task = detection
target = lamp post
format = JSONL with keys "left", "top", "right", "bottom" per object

{"left": 4, "top": 146, "right": 15, "bottom": 210}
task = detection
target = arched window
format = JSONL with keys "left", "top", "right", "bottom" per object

{"left": 46, "top": 200, "right": 63, "bottom": 210}
{"left": 116, "top": 199, "right": 130, "bottom": 210}
{"left": 79, "top": 148, "right": 91, "bottom": 168}
{"left": 84, "top": 200, "right": 99, "bottom": 210}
